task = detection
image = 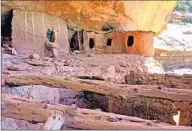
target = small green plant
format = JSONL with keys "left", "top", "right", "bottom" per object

{"left": 175, "top": 1, "right": 192, "bottom": 13}
{"left": 187, "top": 16, "right": 192, "bottom": 23}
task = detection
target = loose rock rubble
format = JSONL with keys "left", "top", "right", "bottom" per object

{"left": 1, "top": 51, "right": 192, "bottom": 129}
{"left": 28, "top": 54, "right": 40, "bottom": 60}
{"left": 3, "top": 47, "right": 17, "bottom": 55}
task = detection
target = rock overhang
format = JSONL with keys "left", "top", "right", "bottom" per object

{"left": 2, "top": 1, "right": 178, "bottom": 35}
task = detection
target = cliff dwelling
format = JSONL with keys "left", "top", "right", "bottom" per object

{"left": 1, "top": 1, "right": 177, "bottom": 57}
{"left": 2, "top": 1, "right": 192, "bottom": 130}
{"left": 2, "top": 9, "right": 69, "bottom": 57}
{"left": 70, "top": 31, "right": 154, "bottom": 56}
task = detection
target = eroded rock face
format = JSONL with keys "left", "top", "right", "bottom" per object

{"left": 2, "top": 1, "right": 178, "bottom": 34}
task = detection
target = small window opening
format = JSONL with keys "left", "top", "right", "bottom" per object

{"left": 46, "top": 29, "right": 55, "bottom": 42}
{"left": 106, "top": 38, "right": 112, "bottom": 46}
{"left": 127, "top": 36, "right": 134, "bottom": 47}
{"left": 89, "top": 38, "right": 95, "bottom": 49}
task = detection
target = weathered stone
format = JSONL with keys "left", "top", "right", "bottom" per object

{"left": 7, "top": 65, "right": 29, "bottom": 71}
{"left": 54, "top": 61, "right": 64, "bottom": 66}
{"left": 2, "top": 1, "right": 178, "bottom": 34}
{"left": 6, "top": 85, "right": 60, "bottom": 102}
{"left": 45, "top": 42, "right": 53, "bottom": 50}
{"left": 137, "top": 66, "right": 144, "bottom": 73}
{"left": 72, "top": 50, "right": 81, "bottom": 55}
{"left": 1, "top": 117, "right": 18, "bottom": 130}
{"left": 105, "top": 66, "right": 116, "bottom": 82}
{"left": 51, "top": 43, "right": 59, "bottom": 49}
{"left": 43, "top": 57, "right": 53, "bottom": 62}
{"left": 125, "top": 71, "right": 192, "bottom": 89}
{"left": 4, "top": 47, "right": 17, "bottom": 55}
{"left": 1, "top": 117, "right": 44, "bottom": 130}
{"left": 25, "top": 59, "right": 53, "bottom": 67}
{"left": 41, "top": 67, "right": 57, "bottom": 76}
{"left": 14, "top": 119, "right": 43, "bottom": 130}
{"left": 63, "top": 61, "right": 70, "bottom": 66}
{"left": 10, "top": 10, "right": 69, "bottom": 57}
{"left": 80, "top": 31, "right": 155, "bottom": 56}
{"left": 3, "top": 94, "right": 192, "bottom": 130}
{"left": 120, "top": 61, "right": 127, "bottom": 67}
{"left": 58, "top": 88, "right": 78, "bottom": 105}
{"left": 45, "top": 42, "right": 59, "bottom": 49}
{"left": 86, "top": 53, "right": 93, "bottom": 57}
{"left": 29, "top": 54, "right": 40, "bottom": 60}
{"left": 5, "top": 74, "right": 192, "bottom": 125}
{"left": 52, "top": 48, "right": 59, "bottom": 58}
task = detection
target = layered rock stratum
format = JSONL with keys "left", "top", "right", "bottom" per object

{"left": 2, "top": 1, "right": 178, "bottom": 34}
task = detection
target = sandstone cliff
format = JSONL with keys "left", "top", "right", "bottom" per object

{"left": 2, "top": 1, "right": 178, "bottom": 34}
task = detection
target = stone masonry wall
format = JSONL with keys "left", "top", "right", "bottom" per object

{"left": 124, "top": 31, "right": 154, "bottom": 57}
{"left": 12, "top": 10, "right": 69, "bottom": 57}
{"left": 83, "top": 31, "right": 154, "bottom": 56}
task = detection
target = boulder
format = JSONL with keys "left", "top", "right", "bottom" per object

{"left": 28, "top": 54, "right": 40, "bottom": 60}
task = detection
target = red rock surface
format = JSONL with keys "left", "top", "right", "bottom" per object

{"left": 2, "top": 1, "right": 178, "bottom": 34}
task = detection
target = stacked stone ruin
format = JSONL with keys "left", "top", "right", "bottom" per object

{"left": 2, "top": 1, "right": 192, "bottom": 130}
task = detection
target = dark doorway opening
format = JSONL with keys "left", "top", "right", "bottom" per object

{"left": 1, "top": 9, "right": 13, "bottom": 41}
{"left": 69, "top": 30, "right": 84, "bottom": 51}
{"left": 127, "top": 36, "right": 134, "bottom": 47}
{"left": 106, "top": 38, "right": 112, "bottom": 46}
{"left": 89, "top": 38, "right": 95, "bottom": 49}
